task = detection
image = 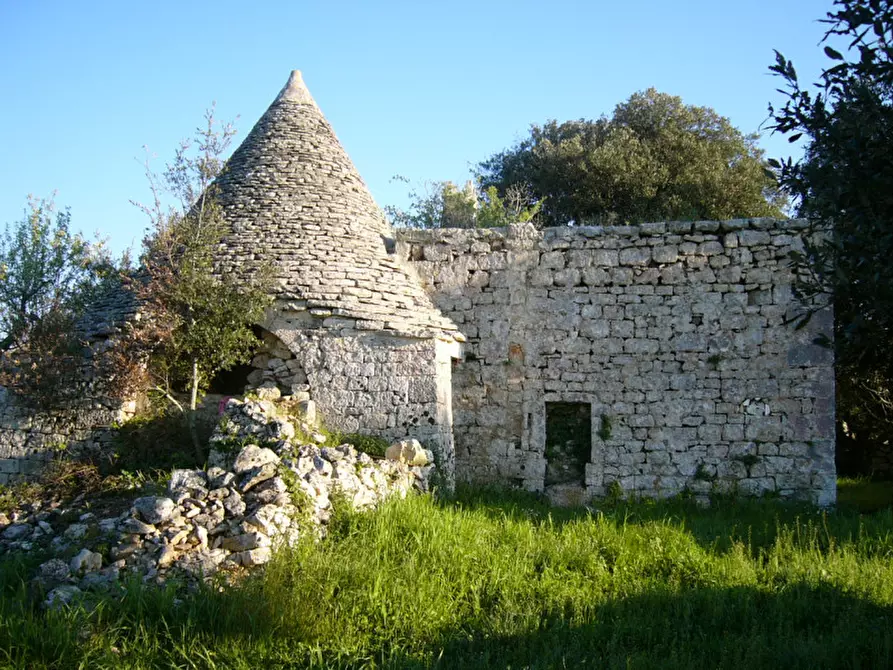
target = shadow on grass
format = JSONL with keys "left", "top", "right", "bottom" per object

{"left": 105, "top": 409, "right": 217, "bottom": 475}
{"left": 838, "top": 478, "right": 893, "bottom": 513}
{"left": 3, "top": 547, "right": 893, "bottom": 667}
{"left": 70, "top": 583, "right": 893, "bottom": 668}
{"left": 6, "top": 486, "right": 893, "bottom": 668}
{"left": 420, "top": 582, "right": 893, "bottom": 670}
{"left": 6, "top": 562, "right": 891, "bottom": 669}
{"left": 447, "top": 484, "right": 893, "bottom": 556}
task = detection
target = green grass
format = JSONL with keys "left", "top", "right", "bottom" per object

{"left": 838, "top": 477, "right": 893, "bottom": 513}
{"left": 3, "top": 487, "right": 893, "bottom": 668}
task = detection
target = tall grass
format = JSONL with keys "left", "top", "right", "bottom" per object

{"left": 2, "top": 488, "right": 893, "bottom": 668}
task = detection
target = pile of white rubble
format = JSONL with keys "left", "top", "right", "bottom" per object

{"left": 0, "top": 394, "right": 436, "bottom": 608}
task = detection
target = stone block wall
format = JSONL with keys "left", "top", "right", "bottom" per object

{"left": 0, "top": 286, "right": 140, "bottom": 484}
{"left": 0, "top": 321, "right": 458, "bottom": 489}
{"left": 398, "top": 219, "right": 836, "bottom": 505}
{"left": 0, "top": 388, "right": 134, "bottom": 485}
{"left": 266, "top": 319, "right": 458, "bottom": 486}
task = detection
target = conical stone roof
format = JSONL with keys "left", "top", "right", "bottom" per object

{"left": 214, "top": 71, "right": 460, "bottom": 341}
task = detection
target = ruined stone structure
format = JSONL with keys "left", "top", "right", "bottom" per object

{"left": 0, "top": 71, "right": 837, "bottom": 504}
{"left": 0, "top": 289, "right": 138, "bottom": 484}
{"left": 400, "top": 222, "right": 836, "bottom": 506}
{"left": 211, "top": 71, "right": 463, "bottom": 485}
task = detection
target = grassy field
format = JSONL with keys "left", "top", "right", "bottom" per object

{"left": 2, "top": 485, "right": 893, "bottom": 669}
{"left": 838, "top": 477, "right": 893, "bottom": 512}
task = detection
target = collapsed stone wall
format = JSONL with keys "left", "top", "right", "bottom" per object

{"left": 0, "top": 396, "right": 437, "bottom": 606}
{"left": 399, "top": 219, "right": 836, "bottom": 505}
{"left": 0, "top": 391, "right": 134, "bottom": 485}
{"left": 0, "top": 286, "right": 139, "bottom": 484}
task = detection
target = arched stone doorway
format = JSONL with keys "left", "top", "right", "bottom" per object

{"left": 208, "top": 326, "right": 308, "bottom": 397}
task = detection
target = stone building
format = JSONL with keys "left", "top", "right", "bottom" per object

{"left": 211, "top": 71, "right": 464, "bottom": 485}
{"left": 399, "top": 222, "right": 835, "bottom": 506}
{"left": 0, "top": 71, "right": 837, "bottom": 504}
{"left": 0, "top": 286, "right": 139, "bottom": 483}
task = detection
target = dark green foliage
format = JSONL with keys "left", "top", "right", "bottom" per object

{"left": 278, "top": 409, "right": 391, "bottom": 459}
{"left": 108, "top": 408, "right": 217, "bottom": 474}
{"left": 598, "top": 414, "right": 613, "bottom": 441}
{"left": 477, "top": 89, "right": 786, "bottom": 227}
{"left": 278, "top": 466, "right": 317, "bottom": 527}
{"left": 0, "top": 197, "right": 115, "bottom": 351}
{"left": 0, "top": 460, "right": 105, "bottom": 514}
{"left": 122, "top": 108, "right": 273, "bottom": 462}
{"left": 0, "top": 309, "right": 84, "bottom": 409}
{"left": 606, "top": 479, "right": 624, "bottom": 502}
{"left": 694, "top": 464, "right": 716, "bottom": 482}
{"left": 133, "top": 109, "right": 272, "bottom": 410}
{"left": 0, "top": 457, "right": 163, "bottom": 517}
{"left": 0, "top": 198, "right": 122, "bottom": 407}
{"left": 734, "top": 453, "right": 761, "bottom": 468}
{"left": 768, "top": 0, "right": 893, "bottom": 466}
{"left": 838, "top": 477, "right": 893, "bottom": 512}
{"left": 385, "top": 177, "right": 543, "bottom": 229}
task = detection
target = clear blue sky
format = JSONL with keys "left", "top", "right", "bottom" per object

{"left": 1, "top": 0, "right": 830, "bottom": 256}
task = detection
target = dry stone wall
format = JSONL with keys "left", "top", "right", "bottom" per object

{"left": 0, "top": 289, "right": 139, "bottom": 484}
{"left": 399, "top": 219, "right": 836, "bottom": 505}
{"left": 0, "top": 396, "right": 437, "bottom": 604}
{"left": 264, "top": 320, "right": 458, "bottom": 487}
{"left": 0, "top": 392, "right": 132, "bottom": 485}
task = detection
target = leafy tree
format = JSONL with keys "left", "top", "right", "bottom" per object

{"left": 0, "top": 197, "right": 119, "bottom": 407}
{"left": 477, "top": 88, "right": 787, "bottom": 227}
{"left": 768, "top": 0, "right": 893, "bottom": 471}
{"left": 384, "top": 177, "right": 438, "bottom": 229}
{"left": 385, "top": 177, "right": 543, "bottom": 229}
{"left": 476, "top": 184, "right": 544, "bottom": 228}
{"left": 129, "top": 108, "right": 271, "bottom": 458}
{"left": 0, "top": 197, "right": 111, "bottom": 350}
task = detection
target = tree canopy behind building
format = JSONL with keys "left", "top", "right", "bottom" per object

{"left": 0, "top": 198, "right": 113, "bottom": 352}
{"left": 476, "top": 88, "right": 787, "bottom": 227}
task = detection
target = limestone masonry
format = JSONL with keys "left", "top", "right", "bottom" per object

{"left": 399, "top": 221, "right": 835, "bottom": 506}
{"left": 212, "top": 70, "right": 462, "bottom": 486}
{"left": 0, "top": 71, "right": 836, "bottom": 504}
{"left": 0, "top": 288, "right": 139, "bottom": 483}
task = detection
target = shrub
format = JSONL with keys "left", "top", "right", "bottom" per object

{"left": 108, "top": 408, "right": 216, "bottom": 474}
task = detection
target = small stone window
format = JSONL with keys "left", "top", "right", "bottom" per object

{"left": 544, "top": 402, "right": 591, "bottom": 486}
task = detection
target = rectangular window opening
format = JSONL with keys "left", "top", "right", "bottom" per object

{"left": 544, "top": 402, "right": 591, "bottom": 487}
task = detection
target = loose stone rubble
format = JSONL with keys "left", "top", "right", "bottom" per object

{"left": 0, "top": 397, "right": 435, "bottom": 608}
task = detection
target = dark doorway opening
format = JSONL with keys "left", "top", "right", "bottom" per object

{"left": 208, "top": 362, "right": 255, "bottom": 395}
{"left": 544, "top": 402, "right": 591, "bottom": 486}
{"left": 207, "top": 325, "right": 271, "bottom": 395}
